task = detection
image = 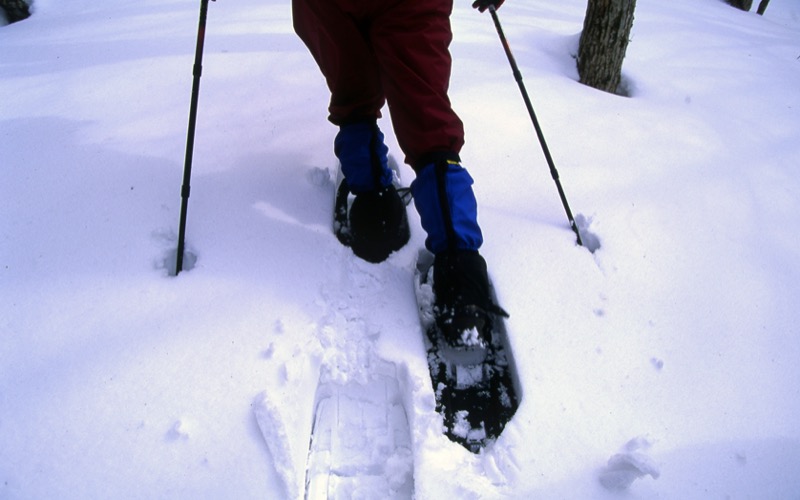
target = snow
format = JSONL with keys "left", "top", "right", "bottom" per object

{"left": 2, "top": 0, "right": 800, "bottom": 498}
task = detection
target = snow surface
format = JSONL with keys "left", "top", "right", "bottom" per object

{"left": 2, "top": 0, "right": 800, "bottom": 498}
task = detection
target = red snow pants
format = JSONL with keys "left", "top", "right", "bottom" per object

{"left": 292, "top": 0, "right": 465, "bottom": 170}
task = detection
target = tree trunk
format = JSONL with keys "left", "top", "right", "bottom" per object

{"left": 757, "top": 0, "right": 770, "bottom": 15}
{"left": 577, "top": 0, "right": 637, "bottom": 95}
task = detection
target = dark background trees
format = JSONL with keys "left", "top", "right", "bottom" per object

{"left": 726, "top": 0, "right": 753, "bottom": 11}
{"left": 726, "top": 0, "right": 771, "bottom": 14}
{"left": 1, "top": 0, "right": 31, "bottom": 23}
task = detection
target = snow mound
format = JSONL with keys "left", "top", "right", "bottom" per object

{"left": 598, "top": 436, "right": 660, "bottom": 491}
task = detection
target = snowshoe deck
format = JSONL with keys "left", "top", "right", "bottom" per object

{"left": 414, "top": 249, "right": 522, "bottom": 453}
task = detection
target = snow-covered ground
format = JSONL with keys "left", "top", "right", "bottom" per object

{"left": 2, "top": 0, "right": 799, "bottom": 498}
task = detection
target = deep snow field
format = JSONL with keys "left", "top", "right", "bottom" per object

{"left": 2, "top": 0, "right": 800, "bottom": 498}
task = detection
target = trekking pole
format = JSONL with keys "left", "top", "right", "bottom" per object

{"left": 488, "top": 5, "right": 583, "bottom": 246}
{"left": 176, "top": 0, "right": 215, "bottom": 275}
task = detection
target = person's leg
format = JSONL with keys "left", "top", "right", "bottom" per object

{"left": 292, "top": 0, "right": 383, "bottom": 126}
{"left": 294, "top": 0, "right": 409, "bottom": 263}
{"left": 293, "top": 0, "right": 394, "bottom": 193}
{"left": 369, "top": 0, "right": 503, "bottom": 343}
{"left": 366, "top": 0, "right": 481, "bottom": 252}
{"left": 368, "top": 0, "right": 464, "bottom": 170}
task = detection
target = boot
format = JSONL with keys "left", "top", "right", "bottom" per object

{"left": 433, "top": 250, "right": 493, "bottom": 346}
{"left": 334, "top": 121, "right": 410, "bottom": 262}
{"left": 349, "top": 185, "right": 410, "bottom": 263}
{"left": 411, "top": 160, "right": 507, "bottom": 348}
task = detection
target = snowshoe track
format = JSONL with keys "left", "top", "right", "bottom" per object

{"left": 305, "top": 363, "right": 414, "bottom": 499}
{"left": 304, "top": 239, "right": 417, "bottom": 499}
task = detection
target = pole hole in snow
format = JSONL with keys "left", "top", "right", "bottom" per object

{"left": 164, "top": 247, "right": 197, "bottom": 276}
{"left": 575, "top": 213, "right": 601, "bottom": 253}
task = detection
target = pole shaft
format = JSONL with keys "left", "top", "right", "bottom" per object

{"left": 176, "top": 0, "right": 211, "bottom": 274}
{"left": 489, "top": 6, "right": 583, "bottom": 246}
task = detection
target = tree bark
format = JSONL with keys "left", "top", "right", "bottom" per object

{"left": 577, "top": 0, "right": 637, "bottom": 95}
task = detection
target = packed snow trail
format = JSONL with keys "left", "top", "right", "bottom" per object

{"left": 254, "top": 201, "right": 424, "bottom": 498}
